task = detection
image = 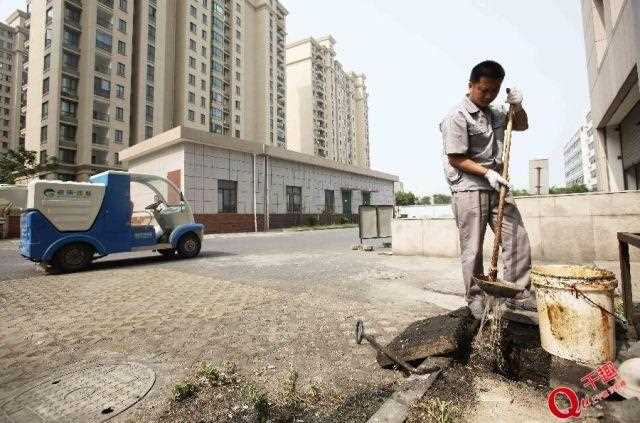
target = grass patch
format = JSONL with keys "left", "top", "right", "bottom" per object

{"left": 408, "top": 398, "right": 461, "bottom": 423}
{"left": 172, "top": 382, "right": 198, "bottom": 402}
{"left": 244, "top": 383, "right": 270, "bottom": 422}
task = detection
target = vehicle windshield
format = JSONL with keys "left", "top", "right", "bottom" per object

{"left": 130, "top": 174, "right": 183, "bottom": 207}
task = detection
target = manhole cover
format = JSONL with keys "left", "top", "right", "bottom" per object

{"left": 0, "top": 362, "right": 155, "bottom": 422}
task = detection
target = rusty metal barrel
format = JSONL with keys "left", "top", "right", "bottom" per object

{"left": 531, "top": 265, "right": 618, "bottom": 367}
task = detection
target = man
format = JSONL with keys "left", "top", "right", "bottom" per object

{"left": 440, "top": 60, "right": 534, "bottom": 319}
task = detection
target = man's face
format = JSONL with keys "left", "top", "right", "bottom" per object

{"left": 468, "top": 77, "right": 502, "bottom": 108}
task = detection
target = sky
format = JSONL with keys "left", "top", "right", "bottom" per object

{"left": 0, "top": 0, "right": 590, "bottom": 195}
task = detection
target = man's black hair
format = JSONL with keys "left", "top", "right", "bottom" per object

{"left": 470, "top": 60, "right": 505, "bottom": 82}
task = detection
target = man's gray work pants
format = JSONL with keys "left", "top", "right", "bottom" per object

{"left": 451, "top": 190, "right": 531, "bottom": 304}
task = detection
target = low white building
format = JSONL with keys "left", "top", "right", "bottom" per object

{"left": 119, "top": 126, "right": 397, "bottom": 233}
{"left": 563, "top": 112, "right": 598, "bottom": 190}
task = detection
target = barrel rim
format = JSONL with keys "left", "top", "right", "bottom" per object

{"left": 531, "top": 265, "right": 616, "bottom": 281}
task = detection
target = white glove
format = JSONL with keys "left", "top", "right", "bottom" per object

{"left": 506, "top": 87, "right": 523, "bottom": 109}
{"left": 484, "top": 169, "right": 512, "bottom": 191}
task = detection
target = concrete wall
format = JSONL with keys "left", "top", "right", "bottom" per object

{"left": 392, "top": 191, "right": 640, "bottom": 262}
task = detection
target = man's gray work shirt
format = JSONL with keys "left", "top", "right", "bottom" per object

{"left": 440, "top": 96, "right": 507, "bottom": 192}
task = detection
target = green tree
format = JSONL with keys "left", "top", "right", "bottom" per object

{"left": 549, "top": 184, "right": 590, "bottom": 194}
{"left": 433, "top": 194, "right": 452, "bottom": 205}
{"left": 418, "top": 196, "right": 432, "bottom": 205}
{"left": 395, "top": 191, "right": 417, "bottom": 206}
{"left": 511, "top": 189, "right": 530, "bottom": 197}
{"left": 0, "top": 149, "right": 55, "bottom": 184}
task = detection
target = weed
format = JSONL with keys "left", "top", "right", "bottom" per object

{"left": 172, "top": 382, "right": 198, "bottom": 402}
{"left": 410, "top": 398, "right": 460, "bottom": 423}
{"left": 244, "top": 383, "right": 269, "bottom": 422}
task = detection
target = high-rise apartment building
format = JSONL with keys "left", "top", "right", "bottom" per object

{"left": 580, "top": 0, "right": 640, "bottom": 191}
{"left": 563, "top": 111, "right": 598, "bottom": 190}
{"left": 0, "top": 10, "right": 29, "bottom": 153}
{"left": 286, "top": 36, "right": 370, "bottom": 168}
{"left": 25, "top": 0, "right": 287, "bottom": 181}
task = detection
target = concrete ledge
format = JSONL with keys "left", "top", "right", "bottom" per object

{"left": 392, "top": 191, "right": 640, "bottom": 263}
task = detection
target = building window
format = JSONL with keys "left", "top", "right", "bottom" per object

{"left": 117, "top": 62, "right": 126, "bottom": 76}
{"left": 145, "top": 105, "right": 153, "bottom": 122}
{"left": 118, "top": 40, "right": 126, "bottom": 55}
{"left": 146, "top": 64, "right": 155, "bottom": 81}
{"left": 118, "top": 18, "right": 127, "bottom": 33}
{"left": 93, "top": 77, "right": 110, "bottom": 97}
{"left": 41, "top": 102, "right": 49, "bottom": 119}
{"left": 58, "top": 148, "right": 76, "bottom": 164}
{"left": 95, "top": 31, "right": 112, "bottom": 52}
{"left": 145, "top": 125, "right": 153, "bottom": 139}
{"left": 147, "top": 45, "right": 155, "bottom": 62}
{"left": 146, "top": 85, "right": 154, "bottom": 101}
{"left": 200, "top": 114, "right": 205, "bottom": 125}
{"left": 61, "top": 76, "right": 79, "bottom": 97}
{"left": 190, "top": 5, "right": 197, "bottom": 17}
{"left": 63, "top": 52, "right": 80, "bottom": 70}
{"left": 116, "top": 106, "right": 124, "bottom": 121}
{"left": 42, "top": 77, "right": 50, "bottom": 95}
{"left": 286, "top": 186, "right": 302, "bottom": 213}
{"left": 43, "top": 54, "right": 51, "bottom": 71}
{"left": 148, "top": 24, "right": 156, "bottom": 43}
{"left": 200, "top": 96, "right": 206, "bottom": 107}
{"left": 362, "top": 191, "right": 371, "bottom": 205}
{"left": 60, "top": 124, "right": 76, "bottom": 142}
{"left": 188, "top": 92, "right": 195, "bottom": 104}
{"left": 61, "top": 100, "right": 77, "bottom": 118}
{"left": 188, "top": 110, "right": 195, "bottom": 121}
{"left": 189, "top": 56, "right": 196, "bottom": 69}
{"left": 148, "top": 6, "right": 156, "bottom": 24}
{"left": 190, "top": 22, "right": 197, "bottom": 33}
{"left": 189, "top": 39, "right": 196, "bottom": 51}
{"left": 116, "top": 84, "right": 125, "bottom": 98}
{"left": 235, "top": 129, "right": 240, "bottom": 138}
{"left": 119, "top": 0, "right": 128, "bottom": 12}
{"left": 189, "top": 74, "right": 195, "bottom": 86}
{"left": 40, "top": 126, "right": 48, "bottom": 144}
{"left": 115, "top": 129, "right": 123, "bottom": 143}
{"left": 324, "top": 190, "right": 335, "bottom": 213}
{"left": 217, "top": 180, "right": 237, "bottom": 213}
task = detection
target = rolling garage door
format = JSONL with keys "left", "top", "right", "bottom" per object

{"left": 620, "top": 101, "right": 640, "bottom": 190}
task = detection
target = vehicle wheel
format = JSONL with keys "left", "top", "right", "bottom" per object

{"left": 158, "top": 248, "right": 176, "bottom": 257}
{"left": 52, "top": 243, "right": 93, "bottom": 273}
{"left": 176, "top": 233, "right": 201, "bottom": 259}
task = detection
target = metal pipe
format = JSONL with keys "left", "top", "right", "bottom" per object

{"left": 252, "top": 153, "right": 257, "bottom": 232}
{"left": 263, "top": 155, "right": 270, "bottom": 232}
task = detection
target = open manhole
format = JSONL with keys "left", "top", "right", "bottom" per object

{"left": 0, "top": 362, "right": 155, "bottom": 422}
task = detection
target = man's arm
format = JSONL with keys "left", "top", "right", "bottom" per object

{"left": 448, "top": 155, "right": 488, "bottom": 177}
{"left": 448, "top": 155, "right": 511, "bottom": 190}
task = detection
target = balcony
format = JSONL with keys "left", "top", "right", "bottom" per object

{"left": 96, "top": 40, "right": 112, "bottom": 53}
{"left": 60, "top": 112, "right": 78, "bottom": 124}
{"left": 58, "top": 136, "right": 77, "bottom": 148}
{"left": 61, "top": 89, "right": 78, "bottom": 99}
{"left": 63, "top": 64, "right": 80, "bottom": 76}
{"left": 93, "top": 110, "right": 110, "bottom": 122}
{"left": 94, "top": 87, "right": 111, "bottom": 98}
{"left": 64, "top": 15, "right": 81, "bottom": 29}
{"left": 98, "top": 0, "right": 114, "bottom": 8}
{"left": 97, "top": 17, "right": 112, "bottom": 31}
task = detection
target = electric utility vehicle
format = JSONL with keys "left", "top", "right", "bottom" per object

{"left": 19, "top": 171, "right": 204, "bottom": 273}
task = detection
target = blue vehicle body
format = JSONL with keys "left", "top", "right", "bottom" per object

{"left": 20, "top": 171, "right": 204, "bottom": 264}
